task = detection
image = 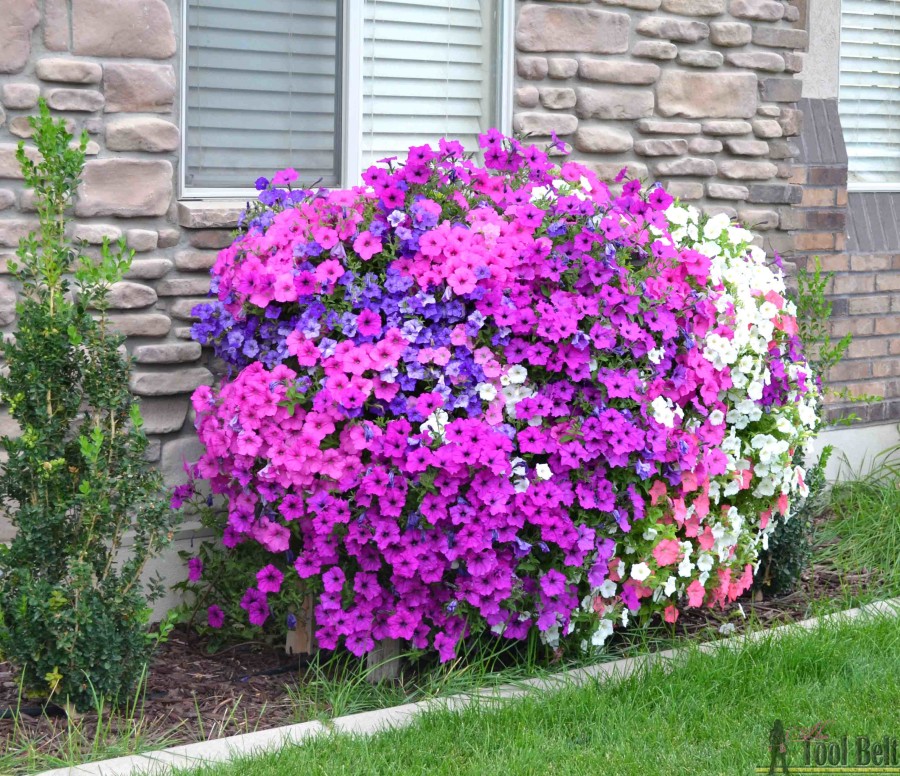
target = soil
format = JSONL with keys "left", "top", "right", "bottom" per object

{"left": 0, "top": 528, "right": 876, "bottom": 772}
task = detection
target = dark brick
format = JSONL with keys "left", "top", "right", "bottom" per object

{"left": 808, "top": 165, "right": 848, "bottom": 186}
{"left": 747, "top": 183, "right": 802, "bottom": 204}
{"left": 759, "top": 77, "right": 802, "bottom": 103}
{"left": 805, "top": 210, "right": 847, "bottom": 231}
{"left": 830, "top": 297, "right": 850, "bottom": 317}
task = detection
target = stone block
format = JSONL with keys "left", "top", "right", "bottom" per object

{"left": 707, "top": 182, "right": 749, "bottom": 199}
{"left": 71, "top": 223, "right": 122, "bottom": 244}
{"left": 106, "top": 117, "right": 179, "bottom": 152}
{"left": 1, "top": 83, "right": 40, "bottom": 109}
{"left": 599, "top": 0, "right": 660, "bottom": 7}
{"left": 157, "top": 277, "right": 210, "bottom": 297}
{"left": 160, "top": 437, "right": 205, "bottom": 487}
{"left": 548, "top": 58, "right": 579, "bottom": 79}
{"left": 752, "top": 118, "right": 783, "bottom": 138}
{"left": 517, "top": 7, "right": 631, "bottom": 53}
{"left": 0, "top": 143, "right": 40, "bottom": 179}
{"left": 175, "top": 251, "right": 218, "bottom": 271}
{"left": 725, "top": 138, "right": 769, "bottom": 156}
{"left": 687, "top": 137, "right": 723, "bottom": 153}
{"left": 717, "top": 160, "right": 778, "bottom": 179}
{"left": 137, "top": 397, "right": 190, "bottom": 435}
{"left": 158, "top": 228, "right": 181, "bottom": 248}
{"left": 584, "top": 161, "right": 650, "bottom": 181}
{"left": 0, "top": 281, "right": 16, "bottom": 326}
{"left": 76, "top": 159, "right": 173, "bottom": 217}
{"left": 539, "top": 88, "right": 577, "bottom": 110}
{"left": 188, "top": 231, "right": 232, "bottom": 250}
{"left": 177, "top": 202, "right": 243, "bottom": 229}
{"left": 636, "top": 17, "right": 709, "bottom": 42}
{"left": 73, "top": 0, "right": 176, "bottom": 58}
{"left": 0, "top": 220, "right": 39, "bottom": 247}
{"left": 44, "top": 0, "right": 69, "bottom": 52}
{"left": 516, "top": 56, "right": 548, "bottom": 80}
{"left": 657, "top": 71, "right": 757, "bottom": 118}
{"left": 130, "top": 367, "right": 213, "bottom": 397}
{"left": 107, "top": 281, "right": 158, "bottom": 309}
{"left": 133, "top": 342, "right": 203, "bottom": 365}
{"left": 726, "top": 52, "right": 785, "bottom": 71}
{"left": 634, "top": 139, "right": 688, "bottom": 156}
{"left": 632, "top": 41, "right": 678, "bottom": 60}
{"left": 752, "top": 27, "right": 808, "bottom": 49}
{"left": 36, "top": 59, "right": 103, "bottom": 84}
{"left": 709, "top": 22, "right": 752, "bottom": 47}
{"left": 574, "top": 127, "right": 634, "bottom": 153}
{"left": 636, "top": 119, "right": 701, "bottom": 134}
{"left": 126, "top": 229, "right": 159, "bottom": 252}
{"left": 661, "top": 0, "right": 725, "bottom": 13}
{"left": 516, "top": 87, "right": 539, "bottom": 108}
{"left": 107, "top": 313, "right": 171, "bottom": 337}
{"left": 653, "top": 157, "right": 717, "bottom": 176}
{"left": 0, "top": 0, "right": 39, "bottom": 73}
{"left": 701, "top": 120, "right": 752, "bottom": 135}
{"left": 125, "top": 259, "right": 172, "bottom": 280}
{"left": 579, "top": 59, "right": 660, "bottom": 84}
{"left": 677, "top": 50, "right": 724, "bottom": 68}
{"left": 729, "top": 0, "right": 784, "bottom": 21}
{"left": 664, "top": 181, "right": 704, "bottom": 199}
{"left": 576, "top": 88, "right": 654, "bottom": 120}
{"left": 513, "top": 112, "right": 578, "bottom": 136}
{"left": 45, "top": 88, "right": 105, "bottom": 112}
{"left": 103, "top": 63, "right": 176, "bottom": 113}
{"left": 169, "top": 298, "right": 208, "bottom": 321}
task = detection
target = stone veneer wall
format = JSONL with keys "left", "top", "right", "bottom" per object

{"left": 0, "top": 0, "right": 895, "bottom": 601}
{"left": 0, "top": 0, "right": 214, "bottom": 507}
{"left": 512, "top": 0, "right": 806, "bottom": 263}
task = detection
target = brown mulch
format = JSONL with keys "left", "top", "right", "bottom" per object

{"left": 0, "top": 628, "right": 305, "bottom": 768}
{"left": 0, "top": 524, "right": 878, "bottom": 772}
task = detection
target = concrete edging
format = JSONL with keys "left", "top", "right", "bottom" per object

{"left": 36, "top": 597, "right": 900, "bottom": 776}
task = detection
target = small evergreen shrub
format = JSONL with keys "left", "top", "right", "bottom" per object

{"left": 0, "top": 101, "right": 179, "bottom": 710}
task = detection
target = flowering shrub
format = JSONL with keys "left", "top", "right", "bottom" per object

{"left": 178, "top": 132, "right": 818, "bottom": 659}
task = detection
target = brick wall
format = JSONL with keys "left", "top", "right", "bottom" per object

{"left": 513, "top": 0, "right": 806, "bottom": 260}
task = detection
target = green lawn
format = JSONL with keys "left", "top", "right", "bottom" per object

{"left": 179, "top": 611, "right": 900, "bottom": 776}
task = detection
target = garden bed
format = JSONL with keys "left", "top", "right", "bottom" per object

{"left": 0, "top": 517, "right": 877, "bottom": 776}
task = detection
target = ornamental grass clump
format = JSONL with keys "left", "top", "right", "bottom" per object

{"left": 179, "top": 132, "right": 819, "bottom": 660}
{"left": 0, "top": 101, "right": 178, "bottom": 710}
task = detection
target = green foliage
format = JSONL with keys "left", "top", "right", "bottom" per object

{"left": 172, "top": 499, "right": 308, "bottom": 649}
{"left": 0, "top": 100, "right": 180, "bottom": 711}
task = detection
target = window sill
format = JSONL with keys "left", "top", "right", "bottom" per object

{"left": 177, "top": 199, "right": 247, "bottom": 230}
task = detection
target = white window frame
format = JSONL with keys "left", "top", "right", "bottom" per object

{"left": 179, "top": 0, "right": 514, "bottom": 200}
{"left": 838, "top": 0, "right": 900, "bottom": 193}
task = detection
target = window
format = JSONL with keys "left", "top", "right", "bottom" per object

{"left": 838, "top": 0, "right": 900, "bottom": 190}
{"left": 183, "top": 0, "right": 506, "bottom": 197}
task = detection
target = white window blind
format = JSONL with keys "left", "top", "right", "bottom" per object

{"left": 839, "top": 0, "right": 900, "bottom": 187}
{"left": 185, "top": 0, "right": 342, "bottom": 191}
{"left": 183, "top": 0, "right": 500, "bottom": 193}
{"left": 362, "top": 0, "right": 498, "bottom": 168}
